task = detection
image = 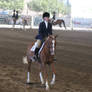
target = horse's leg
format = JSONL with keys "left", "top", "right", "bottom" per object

{"left": 39, "top": 64, "right": 44, "bottom": 84}
{"left": 27, "top": 60, "right": 31, "bottom": 84}
{"left": 24, "top": 25, "right": 26, "bottom": 31}
{"left": 42, "top": 64, "right": 49, "bottom": 90}
{"left": 62, "top": 20, "right": 66, "bottom": 29}
{"left": 13, "top": 20, "right": 15, "bottom": 28}
{"left": 23, "top": 23, "right": 25, "bottom": 30}
{"left": 13, "top": 20, "right": 16, "bottom": 29}
{"left": 39, "top": 72, "right": 44, "bottom": 84}
{"left": 59, "top": 22, "right": 62, "bottom": 27}
{"left": 50, "top": 63, "right": 56, "bottom": 85}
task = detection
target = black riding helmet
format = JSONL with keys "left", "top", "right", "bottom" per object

{"left": 43, "top": 12, "right": 50, "bottom": 18}
{"left": 13, "top": 9, "right": 15, "bottom": 12}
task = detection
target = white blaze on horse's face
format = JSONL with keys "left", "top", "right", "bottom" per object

{"left": 52, "top": 39, "right": 55, "bottom": 55}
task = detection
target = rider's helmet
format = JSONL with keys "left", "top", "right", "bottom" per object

{"left": 13, "top": 9, "right": 15, "bottom": 12}
{"left": 43, "top": 12, "right": 50, "bottom": 18}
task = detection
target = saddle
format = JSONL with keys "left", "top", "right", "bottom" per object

{"left": 29, "top": 41, "right": 56, "bottom": 62}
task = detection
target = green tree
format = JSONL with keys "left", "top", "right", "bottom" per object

{"left": 0, "top": 0, "right": 24, "bottom": 10}
{"left": 28, "top": 0, "right": 70, "bottom": 14}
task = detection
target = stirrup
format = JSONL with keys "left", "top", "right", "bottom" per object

{"left": 31, "top": 55, "right": 37, "bottom": 62}
{"left": 30, "top": 57, "right": 35, "bottom": 62}
{"left": 33, "top": 55, "right": 38, "bottom": 61}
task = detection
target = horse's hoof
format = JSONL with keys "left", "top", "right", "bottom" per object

{"left": 26, "top": 82, "right": 31, "bottom": 85}
{"left": 26, "top": 80, "right": 31, "bottom": 84}
{"left": 46, "top": 86, "right": 49, "bottom": 90}
{"left": 50, "top": 81, "right": 55, "bottom": 85}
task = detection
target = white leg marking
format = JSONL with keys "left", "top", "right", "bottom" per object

{"left": 39, "top": 72, "right": 44, "bottom": 84}
{"left": 50, "top": 73, "right": 55, "bottom": 85}
{"left": 27, "top": 72, "right": 30, "bottom": 83}
{"left": 46, "top": 80, "right": 49, "bottom": 90}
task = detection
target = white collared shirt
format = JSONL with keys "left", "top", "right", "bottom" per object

{"left": 44, "top": 21, "right": 48, "bottom": 28}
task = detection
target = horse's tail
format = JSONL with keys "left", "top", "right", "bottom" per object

{"left": 23, "top": 56, "right": 28, "bottom": 64}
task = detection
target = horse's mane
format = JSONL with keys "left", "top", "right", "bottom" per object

{"left": 40, "top": 35, "right": 54, "bottom": 56}
{"left": 44, "top": 36, "right": 52, "bottom": 48}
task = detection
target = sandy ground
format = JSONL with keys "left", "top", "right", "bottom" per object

{"left": 0, "top": 28, "right": 92, "bottom": 92}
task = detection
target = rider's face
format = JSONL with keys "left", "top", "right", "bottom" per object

{"left": 44, "top": 17, "right": 49, "bottom": 22}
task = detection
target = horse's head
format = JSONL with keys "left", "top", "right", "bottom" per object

{"left": 47, "top": 35, "right": 57, "bottom": 43}
{"left": 46, "top": 35, "right": 57, "bottom": 55}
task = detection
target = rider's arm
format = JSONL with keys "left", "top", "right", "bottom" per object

{"left": 39, "top": 22, "right": 43, "bottom": 35}
{"left": 48, "top": 23, "right": 52, "bottom": 35}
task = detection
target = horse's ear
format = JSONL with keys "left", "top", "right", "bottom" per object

{"left": 48, "top": 35, "right": 52, "bottom": 38}
{"left": 55, "top": 35, "right": 58, "bottom": 38}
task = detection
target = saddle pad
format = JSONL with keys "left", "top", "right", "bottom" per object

{"left": 38, "top": 42, "right": 45, "bottom": 54}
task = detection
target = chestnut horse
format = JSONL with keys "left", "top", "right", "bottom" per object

{"left": 23, "top": 35, "right": 57, "bottom": 90}
{"left": 49, "top": 18, "right": 66, "bottom": 29}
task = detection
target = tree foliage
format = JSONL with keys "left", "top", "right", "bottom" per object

{"left": 0, "top": 0, "right": 71, "bottom": 15}
{"left": 28, "top": 0, "right": 70, "bottom": 14}
{"left": 0, "top": 0, "right": 24, "bottom": 10}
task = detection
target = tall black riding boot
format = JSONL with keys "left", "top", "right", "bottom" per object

{"left": 35, "top": 48, "right": 40, "bottom": 59}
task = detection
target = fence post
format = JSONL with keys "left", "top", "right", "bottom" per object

{"left": 70, "top": 17, "right": 73, "bottom": 30}
{"left": 31, "top": 16, "right": 34, "bottom": 28}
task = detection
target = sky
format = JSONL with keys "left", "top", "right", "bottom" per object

{"left": 69, "top": 0, "right": 92, "bottom": 18}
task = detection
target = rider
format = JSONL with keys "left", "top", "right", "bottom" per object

{"left": 31, "top": 12, "right": 52, "bottom": 60}
{"left": 12, "top": 9, "right": 16, "bottom": 24}
{"left": 52, "top": 11, "right": 56, "bottom": 21}
{"left": 15, "top": 11, "right": 19, "bottom": 20}
{"left": 12, "top": 9, "right": 16, "bottom": 18}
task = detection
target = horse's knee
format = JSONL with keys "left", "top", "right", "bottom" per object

{"left": 28, "top": 62, "right": 31, "bottom": 71}
{"left": 59, "top": 24, "right": 62, "bottom": 27}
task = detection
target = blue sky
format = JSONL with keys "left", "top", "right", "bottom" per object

{"left": 69, "top": 0, "right": 92, "bottom": 18}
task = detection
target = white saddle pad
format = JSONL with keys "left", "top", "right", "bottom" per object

{"left": 38, "top": 42, "right": 45, "bottom": 54}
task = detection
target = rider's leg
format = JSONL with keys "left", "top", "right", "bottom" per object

{"left": 31, "top": 40, "right": 41, "bottom": 60}
{"left": 31, "top": 40, "right": 41, "bottom": 52}
{"left": 35, "top": 40, "right": 41, "bottom": 58}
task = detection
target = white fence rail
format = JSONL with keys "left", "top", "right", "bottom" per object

{"left": 0, "top": 14, "right": 92, "bottom": 30}
{"left": 0, "top": 14, "right": 32, "bottom": 25}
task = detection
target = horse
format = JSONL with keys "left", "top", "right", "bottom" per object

{"left": 22, "top": 17, "right": 28, "bottom": 31}
{"left": 49, "top": 18, "right": 66, "bottom": 29}
{"left": 12, "top": 17, "right": 16, "bottom": 28}
{"left": 23, "top": 35, "right": 57, "bottom": 90}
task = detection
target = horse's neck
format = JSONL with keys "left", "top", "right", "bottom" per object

{"left": 44, "top": 39, "right": 51, "bottom": 52}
